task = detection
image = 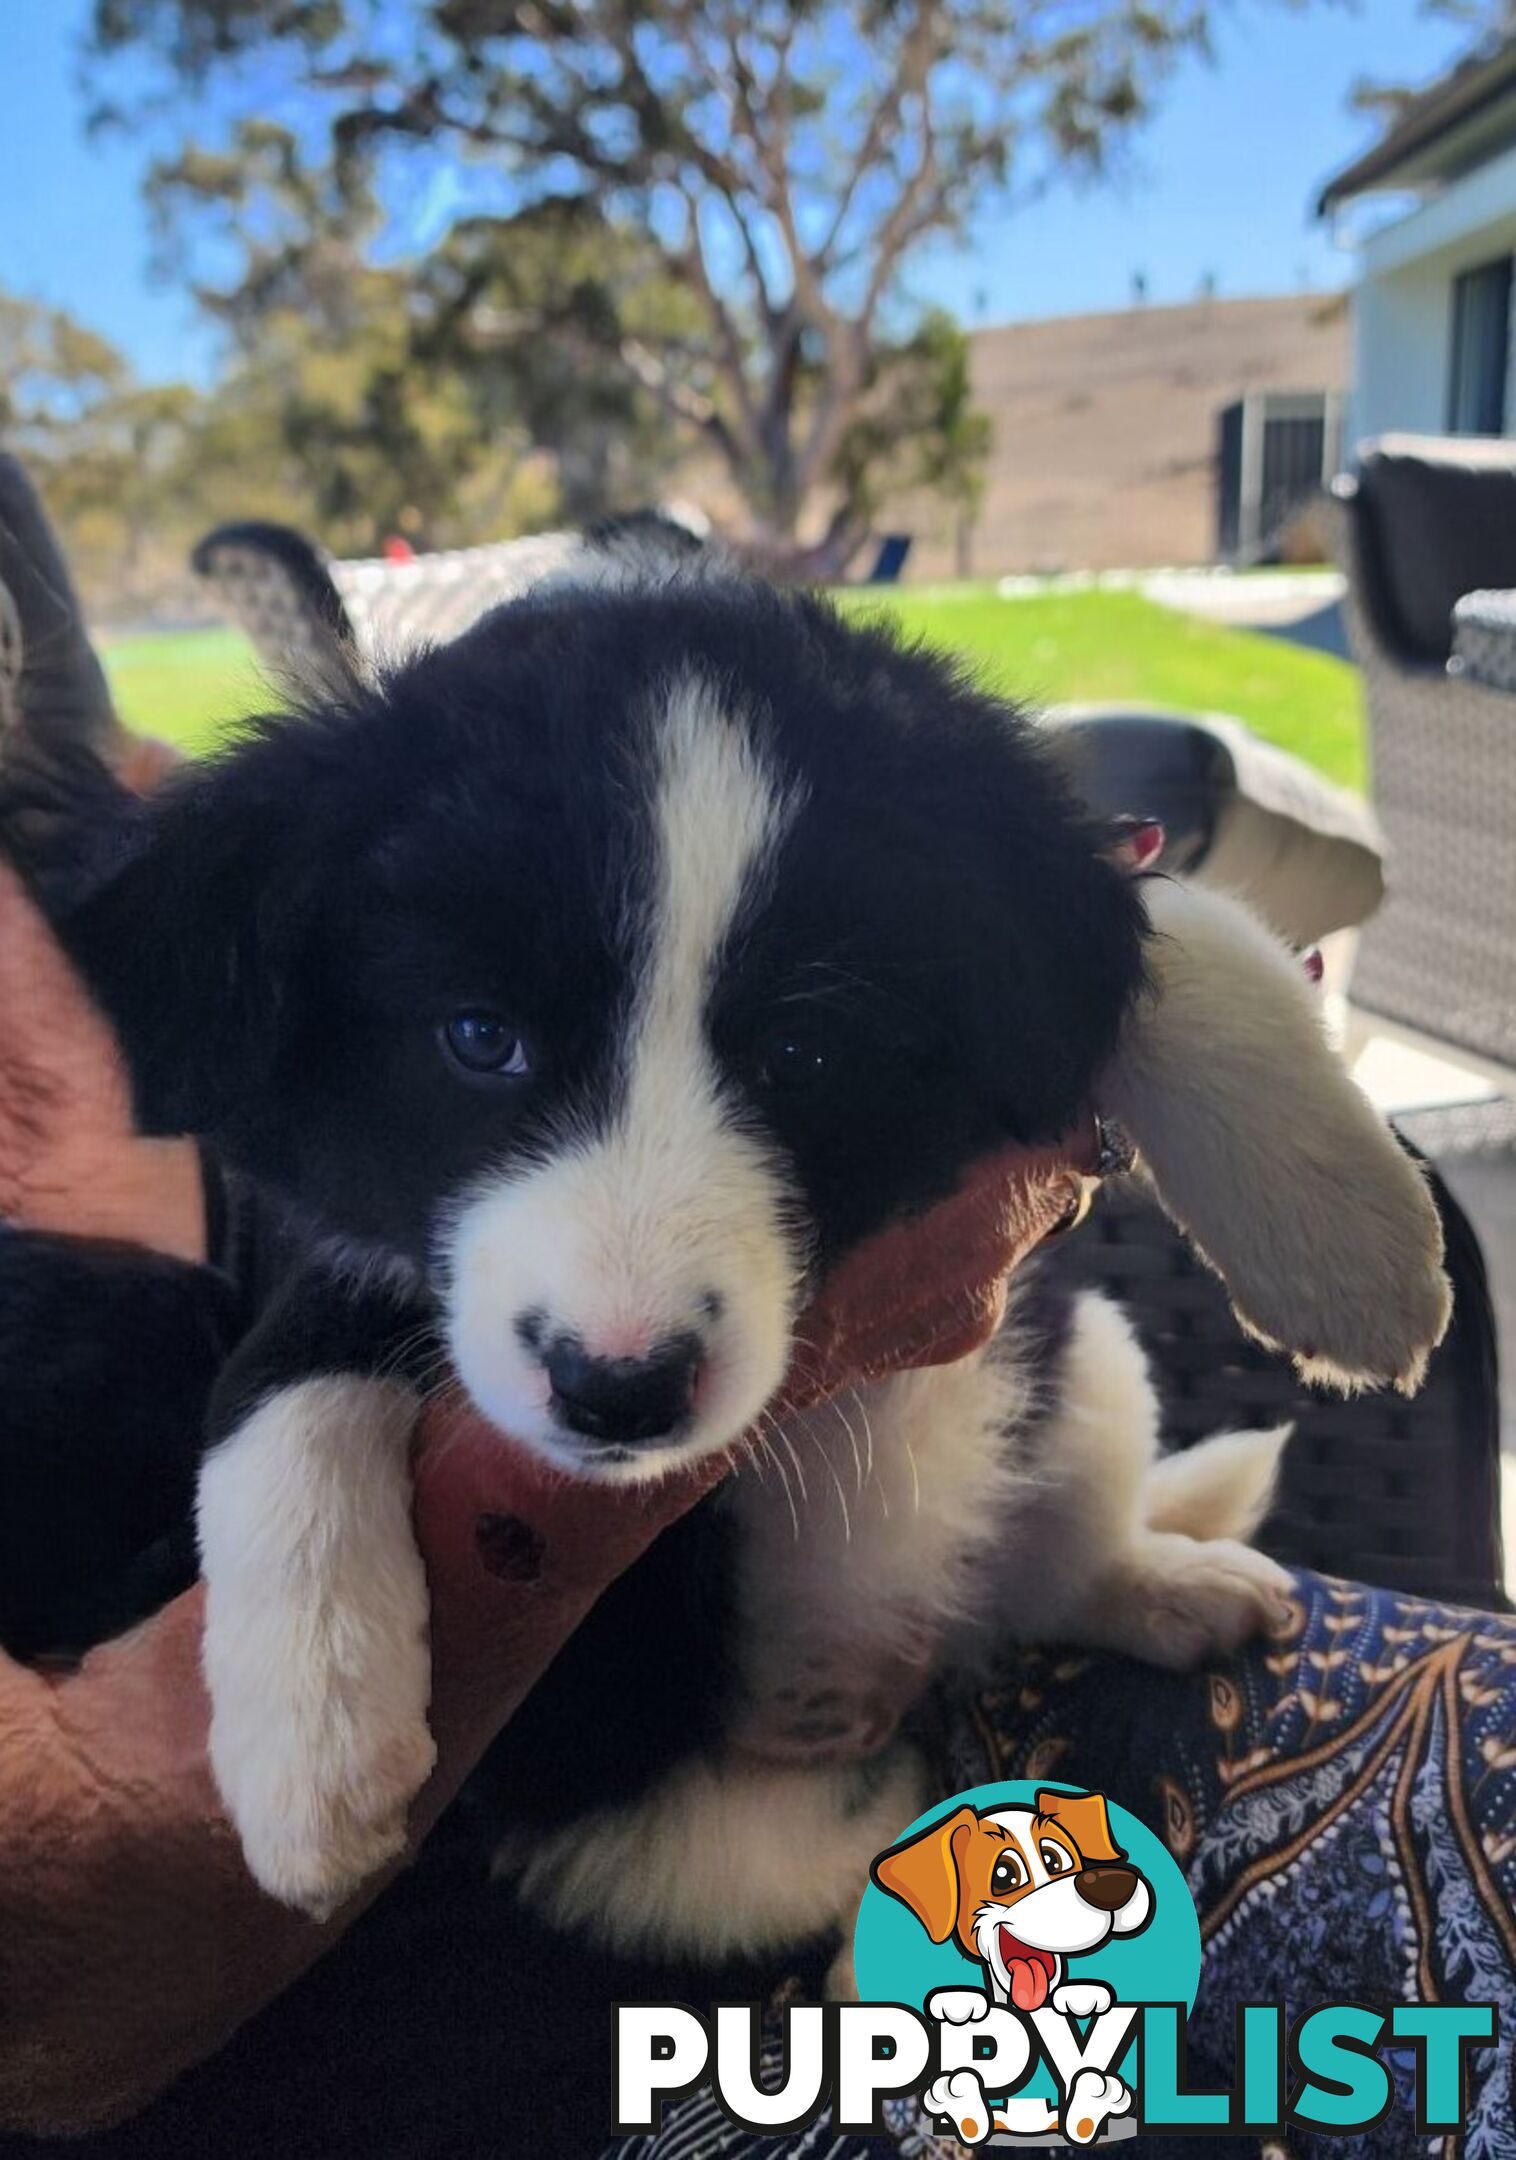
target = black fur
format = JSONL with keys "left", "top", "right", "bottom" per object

{"left": 12, "top": 579, "right": 1144, "bottom": 1262}
{"left": 0, "top": 1230, "right": 237, "bottom": 1657}
{"left": 0, "top": 573, "right": 1144, "bottom": 1814}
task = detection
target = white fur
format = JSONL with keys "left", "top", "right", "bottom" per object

{"left": 1104, "top": 877, "right": 1451, "bottom": 1392}
{"left": 500, "top": 1293, "right": 1288, "bottom": 1960}
{"left": 1142, "top": 1424, "right": 1287, "bottom": 1540}
{"left": 198, "top": 1376, "right": 432, "bottom": 1917}
{"left": 983, "top": 1292, "right": 1294, "bottom": 1670}
{"left": 499, "top": 1744, "right": 927, "bottom": 1962}
{"left": 729, "top": 1291, "right": 1292, "bottom": 1754}
{"left": 725, "top": 1348, "right": 1034, "bottom": 1757}
{"left": 441, "top": 671, "right": 803, "bottom": 1478}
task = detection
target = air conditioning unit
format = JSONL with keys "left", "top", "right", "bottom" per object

{"left": 1216, "top": 391, "right": 1344, "bottom": 564}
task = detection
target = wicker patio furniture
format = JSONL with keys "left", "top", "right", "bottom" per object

{"left": 1046, "top": 1165, "right": 1504, "bottom": 1610}
{"left": 192, "top": 516, "right": 913, "bottom": 689}
{"left": 1332, "top": 435, "right": 1516, "bottom": 1100}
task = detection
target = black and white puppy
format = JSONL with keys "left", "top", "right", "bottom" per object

{"left": 3, "top": 544, "right": 1450, "bottom": 1954}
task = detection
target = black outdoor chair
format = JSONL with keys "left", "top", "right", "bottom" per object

{"left": 1332, "top": 436, "right": 1516, "bottom": 1099}
{"left": 1043, "top": 1162, "right": 1504, "bottom": 1611}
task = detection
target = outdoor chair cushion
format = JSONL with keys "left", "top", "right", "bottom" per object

{"left": 1355, "top": 433, "right": 1516, "bottom": 666}
{"left": 1048, "top": 704, "right": 1385, "bottom": 945}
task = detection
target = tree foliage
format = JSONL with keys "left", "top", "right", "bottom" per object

{"left": 1350, "top": 0, "right": 1516, "bottom": 127}
{"left": 87, "top": 0, "right": 1270, "bottom": 566}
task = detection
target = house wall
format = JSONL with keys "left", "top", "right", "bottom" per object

{"left": 1351, "top": 138, "right": 1516, "bottom": 442}
{"left": 879, "top": 294, "right": 1348, "bottom": 577}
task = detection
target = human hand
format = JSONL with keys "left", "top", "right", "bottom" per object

{"left": 0, "top": 841, "right": 1092, "bottom": 2134}
{"left": 0, "top": 1131, "right": 1085, "bottom": 2135}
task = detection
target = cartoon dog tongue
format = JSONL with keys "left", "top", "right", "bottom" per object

{"left": 999, "top": 1930, "right": 1054, "bottom": 2010}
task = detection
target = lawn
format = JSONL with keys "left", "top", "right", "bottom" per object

{"left": 102, "top": 626, "right": 272, "bottom": 755}
{"left": 842, "top": 586, "right": 1365, "bottom": 791}
{"left": 104, "top": 585, "right": 1365, "bottom": 790}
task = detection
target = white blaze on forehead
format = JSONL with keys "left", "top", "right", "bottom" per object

{"left": 442, "top": 668, "right": 806, "bottom": 1477}
{"left": 562, "top": 669, "right": 801, "bottom": 1351}
{"left": 627, "top": 669, "right": 798, "bottom": 1124}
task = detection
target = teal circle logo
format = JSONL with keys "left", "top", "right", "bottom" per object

{"left": 855, "top": 1781, "right": 1200, "bottom": 2135}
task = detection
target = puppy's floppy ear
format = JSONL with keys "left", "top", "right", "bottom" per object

{"left": 871, "top": 1804, "right": 978, "bottom": 1944}
{"left": 1034, "top": 1788, "right": 1125, "bottom": 1865}
{"left": 37, "top": 751, "right": 318, "bottom": 1140}
{"left": 1099, "top": 878, "right": 1451, "bottom": 1395}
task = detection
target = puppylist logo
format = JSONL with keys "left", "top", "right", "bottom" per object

{"left": 614, "top": 1781, "right": 1498, "bottom": 2146}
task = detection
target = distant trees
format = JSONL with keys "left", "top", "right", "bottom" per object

{"left": 1351, "top": 0, "right": 1516, "bottom": 127}
{"left": 87, "top": 0, "right": 1295, "bottom": 571}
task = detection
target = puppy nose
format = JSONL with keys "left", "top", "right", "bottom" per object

{"left": 1074, "top": 1864, "right": 1138, "bottom": 1912}
{"left": 541, "top": 1333, "right": 703, "bottom": 1447}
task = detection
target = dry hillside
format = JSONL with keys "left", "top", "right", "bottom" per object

{"left": 887, "top": 292, "right": 1350, "bottom": 579}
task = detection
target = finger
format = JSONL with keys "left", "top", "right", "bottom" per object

{"left": 115, "top": 733, "right": 181, "bottom": 794}
{"left": 777, "top": 1135, "right": 1091, "bottom": 1410}
{"left": 0, "top": 863, "right": 204, "bottom": 1257}
{"left": 411, "top": 1400, "right": 729, "bottom": 1799}
{"left": 415, "top": 1134, "right": 1091, "bottom": 1771}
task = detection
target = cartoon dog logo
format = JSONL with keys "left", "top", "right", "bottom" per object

{"left": 871, "top": 1787, "right": 1153, "bottom": 2145}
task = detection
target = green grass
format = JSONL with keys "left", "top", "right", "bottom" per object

{"left": 841, "top": 586, "right": 1364, "bottom": 791}
{"left": 105, "top": 585, "right": 1366, "bottom": 790}
{"left": 102, "top": 626, "right": 271, "bottom": 756}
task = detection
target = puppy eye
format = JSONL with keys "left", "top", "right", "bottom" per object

{"left": 991, "top": 1849, "right": 1025, "bottom": 1893}
{"left": 1039, "top": 1841, "right": 1071, "bottom": 1874}
{"left": 441, "top": 1011, "right": 532, "bottom": 1080}
{"left": 756, "top": 1026, "right": 829, "bottom": 1095}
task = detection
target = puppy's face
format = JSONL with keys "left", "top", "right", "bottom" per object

{"left": 872, "top": 1790, "right": 1153, "bottom": 2010}
{"left": 56, "top": 578, "right": 1144, "bottom": 1477}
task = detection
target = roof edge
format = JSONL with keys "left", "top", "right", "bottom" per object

{"left": 1318, "top": 34, "right": 1516, "bottom": 216}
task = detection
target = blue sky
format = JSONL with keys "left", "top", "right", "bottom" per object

{"left": 0, "top": 0, "right": 1478, "bottom": 385}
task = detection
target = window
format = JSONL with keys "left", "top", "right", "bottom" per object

{"left": 1449, "top": 257, "right": 1513, "bottom": 435}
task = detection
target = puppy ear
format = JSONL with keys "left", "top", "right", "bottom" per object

{"left": 1099, "top": 878, "right": 1451, "bottom": 1394}
{"left": 871, "top": 1804, "right": 978, "bottom": 1944}
{"left": 1034, "top": 1789, "right": 1124, "bottom": 1865}
{"left": 53, "top": 759, "right": 314, "bottom": 1140}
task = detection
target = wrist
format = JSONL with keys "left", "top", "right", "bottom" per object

{"left": 4, "top": 1135, "right": 206, "bottom": 1265}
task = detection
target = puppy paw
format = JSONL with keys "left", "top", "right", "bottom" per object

{"left": 1081, "top": 1531, "right": 1294, "bottom": 1672}
{"left": 1064, "top": 2069, "right": 1132, "bottom": 2146}
{"left": 924, "top": 2068, "right": 993, "bottom": 2145}
{"left": 198, "top": 1376, "right": 435, "bottom": 1918}
{"left": 730, "top": 1642, "right": 934, "bottom": 1765}
{"left": 1052, "top": 1980, "right": 1115, "bottom": 2019}
{"left": 926, "top": 1986, "right": 992, "bottom": 2026}
{"left": 1234, "top": 1159, "right": 1452, "bottom": 1397}
{"left": 216, "top": 1707, "right": 437, "bottom": 1918}
{"left": 1105, "top": 878, "right": 1452, "bottom": 1397}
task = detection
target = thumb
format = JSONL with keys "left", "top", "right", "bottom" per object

{"left": 410, "top": 1401, "right": 728, "bottom": 1819}
{"left": 411, "top": 1129, "right": 1091, "bottom": 1800}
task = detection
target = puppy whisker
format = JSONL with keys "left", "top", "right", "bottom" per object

{"left": 806, "top": 1426, "right": 853, "bottom": 1542}
{"left": 822, "top": 1391, "right": 864, "bottom": 1497}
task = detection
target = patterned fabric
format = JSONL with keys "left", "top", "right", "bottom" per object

{"left": 602, "top": 1570, "right": 1516, "bottom": 2160}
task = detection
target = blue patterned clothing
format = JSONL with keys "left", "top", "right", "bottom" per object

{"left": 603, "top": 1570, "right": 1516, "bottom": 2160}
